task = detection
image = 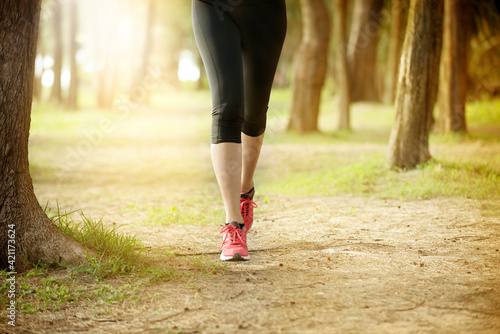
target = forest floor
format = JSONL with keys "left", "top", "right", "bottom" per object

{"left": 3, "top": 93, "right": 500, "bottom": 333}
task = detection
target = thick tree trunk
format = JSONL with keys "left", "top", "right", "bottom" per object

{"left": 33, "top": 28, "right": 44, "bottom": 102}
{"left": 384, "top": 0, "right": 404, "bottom": 104}
{"left": 437, "top": 0, "right": 470, "bottom": 134}
{"left": 288, "top": 0, "right": 330, "bottom": 133}
{"left": 49, "top": 0, "right": 63, "bottom": 104}
{"left": 334, "top": 0, "right": 351, "bottom": 130}
{"left": 0, "top": 0, "right": 88, "bottom": 273}
{"left": 387, "top": 0, "right": 443, "bottom": 169}
{"left": 347, "top": 0, "right": 384, "bottom": 102}
{"left": 67, "top": 0, "right": 79, "bottom": 110}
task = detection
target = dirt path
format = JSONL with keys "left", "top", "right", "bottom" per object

{"left": 17, "top": 195, "right": 500, "bottom": 333}
{"left": 12, "top": 106, "right": 500, "bottom": 333}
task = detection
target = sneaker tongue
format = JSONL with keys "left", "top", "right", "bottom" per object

{"left": 240, "top": 187, "right": 254, "bottom": 200}
{"left": 228, "top": 221, "right": 240, "bottom": 228}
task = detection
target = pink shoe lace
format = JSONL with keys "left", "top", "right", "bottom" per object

{"left": 220, "top": 223, "right": 249, "bottom": 260}
{"left": 220, "top": 224, "right": 246, "bottom": 249}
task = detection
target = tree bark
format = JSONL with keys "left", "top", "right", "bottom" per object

{"left": 67, "top": 0, "right": 79, "bottom": 110}
{"left": 384, "top": 0, "right": 404, "bottom": 104}
{"left": 33, "top": 27, "right": 44, "bottom": 102}
{"left": 288, "top": 0, "right": 330, "bottom": 133}
{"left": 437, "top": 0, "right": 470, "bottom": 134}
{"left": 334, "top": 0, "right": 351, "bottom": 130}
{"left": 0, "top": 0, "right": 88, "bottom": 273}
{"left": 387, "top": 0, "right": 443, "bottom": 169}
{"left": 347, "top": 0, "right": 384, "bottom": 102}
{"left": 49, "top": 0, "right": 63, "bottom": 104}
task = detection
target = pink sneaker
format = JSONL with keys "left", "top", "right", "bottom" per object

{"left": 220, "top": 222, "right": 249, "bottom": 261}
{"left": 240, "top": 188, "right": 257, "bottom": 231}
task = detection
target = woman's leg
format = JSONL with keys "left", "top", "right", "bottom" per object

{"left": 192, "top": 0, "right": 245, "bottom": 227}
{"left": 211, "top": 143, "right": 244, "bottom": 225}
{"left": 240, "top": 0, "right": 287, "bottom": 192}
{"left": 241, "top": 132, "right": 264, "bottom": 194}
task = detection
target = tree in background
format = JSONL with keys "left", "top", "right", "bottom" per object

{"left": 156, "top": 0, "right": 192, "bottom": 89}
{"left": 0, "top": 0, "right": 88, "bottom": 273}
{"left": 288, "top": 0, "right": 330, "bottom": 133}
{"left": 333, "top": 0, "right": 350, "bottom": 130}
{"left": 347, "top": 0, "right": 384, "bottom": 102}
{"left": 437, "top": 0, "right": 471, "bottom": 134}
{"left": 388, "top": 0, "right": 443, "bottom": 169}
{"left": 467, "top": 1, "right": 500, "bottom": 99}
{"left": 49, "top": 0, "right": 63, "bottom": 104}
{"left": 68, "top": 0, "right": 79, "bottom": 110}
{"left": 130, "top": 0, "right": 156, "bottom": 104}
{"left": 96, "top": 0, "right": 120, "bottom": 109}
{"left": 275, "top": 0, "right": 302, "bottom": 88}
{"left": 384, "top": 0, "right": 405, "bottom": 104}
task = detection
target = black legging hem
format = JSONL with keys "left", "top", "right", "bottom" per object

{"left": 192, "top": 0, "right": 287, "bottom": 144}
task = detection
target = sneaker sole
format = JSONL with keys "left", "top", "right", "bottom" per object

{"left": 220, "top": 253, "right": 249, "bottom": 261}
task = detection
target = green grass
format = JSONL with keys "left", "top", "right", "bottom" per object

{"left": 0, "top": 204, "right": 226, "bottom": 316}
{"left": 466, "top": 99, "right": 500, "bottom": 125}
{"left": 50, "top": 205, "right": 141, "bottom": 258}
{"left": 124, "top": 190, "right": 226, "bottom": 226}
{"left": 125, "top": 201, "right": 225, "bottom": 226}
{"left": 262, "top": 154, "right": 500, "bottom": 201}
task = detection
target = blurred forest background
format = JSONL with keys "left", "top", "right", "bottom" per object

{"left": 4, "top": 2, "right": 500, "bottom": 328}
{"left": 34, "top": 0, "right": 500, "bottom": 120}
{"left": 34, "top": 0, "right": 499, "bottom": 124}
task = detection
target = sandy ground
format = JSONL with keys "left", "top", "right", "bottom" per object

{"left": 5, "top": 107, "right": 500, "bottom": 333}
{"left": 10, "top": 194, "right": 500, "bottom": 334}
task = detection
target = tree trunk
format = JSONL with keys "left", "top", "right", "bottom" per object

{"left": 384, "top": 0, "right": 404, "bottom": 104}
{"left": 437, "top": 0, "right": 470, "bottom": 134}
{"left": 67, "top": 0, "right": 79, "bottom": 110}
{"left": 334, "top": 0, "right": 351, "bottom": 130}
{"left": 97, "top": 0, "right": 120, "bottom": 109}
{"left": 0, "top": 0, "right": 88, "bottom": 273}
{"left": 347, "top": 0, "right": 384, "bottom": 102}
{"left": 33, "top": 27, "right": 44, "bottom": 102}
{"left": 131, "top": 0, "right": 156, "bottom": 104}
{"left": 275, "top": 0, "right": 302, "bottom": 89}
{"left": 288, "top": 0, "right": 330, "bottom": 133}
{"left": 387, "top": 0, "right": 443, "bottom": 169}
{"left": 49, "top": 0, "right": 63, "bottom": 104}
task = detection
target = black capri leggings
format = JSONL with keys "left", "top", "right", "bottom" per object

{"left": 192, "top": 0, "right": 287, "bottom": 144}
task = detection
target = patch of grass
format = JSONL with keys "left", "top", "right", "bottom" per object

{"left": 467, "top": 98, "right": 500, "bottom": 125}
{"left": 263, "top": 154, "right": 500, "bottom": 201}
{"left": 30, "top": 102, "right": 107, "bottom": 135}
{"left": 125, "top": 198, "right": 225, "bottom": 226}
{"left": 46, "top": 203, "right": 143, "bottom": 277}
{"left": 14, "top": 262, "right": 152, "bottom": 313}
{"left": 7, "top": 205, "right": 227, "bottom": 316}
{"left": 190, "top": 255, "right": 227, "bottom": 276}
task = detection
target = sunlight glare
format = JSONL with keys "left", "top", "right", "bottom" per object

{"left": 178, "top": 50, "right": 200, "bottom": 82}
{"left": 43, "top": 55, "right": 54, "bottom": 69}
{"left": 35, "top": 55, "right": 43, "bottom": 76}
{"left": 42, "top": 70, "right": 54, "bottom": 87}
{"left": 62, "top": 68, "right": 71, "bottom": 90}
